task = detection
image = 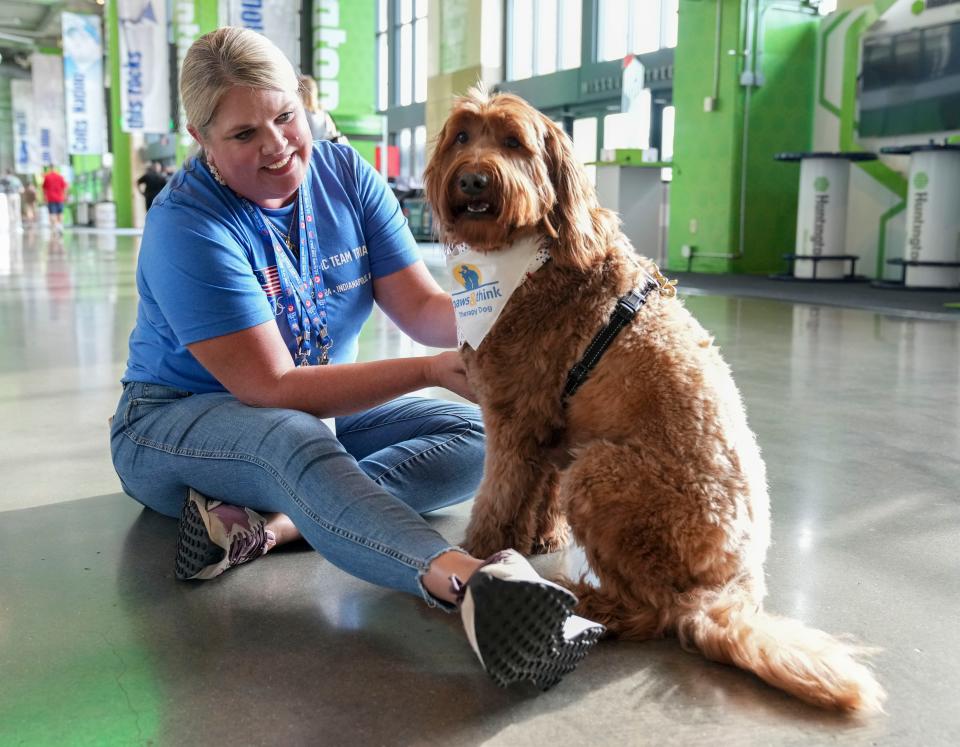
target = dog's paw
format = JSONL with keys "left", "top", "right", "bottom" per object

{"left": 464, "top": 527, "right": 513, "bottom": 559}
{"left": 530, "top": 517, "right": 571, "bottom": 555}
{"left": 530, "top": 531, "right": 571, "bottom": 555}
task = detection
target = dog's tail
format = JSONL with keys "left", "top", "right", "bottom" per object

{"left": 673, "top": 584, "right": 885, "bottom": 713}
{"left": 568, "top": 579, "right": 884, "bottom": 712}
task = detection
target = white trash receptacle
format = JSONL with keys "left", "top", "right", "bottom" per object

{"left": 776, "top": 152, "right": 877, "bottom": 280}
{"left": 94, "top": 201, "right": 117, "bottom": 229}
{"left": 0, "top": 194, "right": 8, "bottom": 232}
{"left": 901, "top": 145, "right": 960, "bottom": 288}
{"left": 76, "top": 201, "right": 90, "bottom": 227}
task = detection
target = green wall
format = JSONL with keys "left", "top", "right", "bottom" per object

{"left": 740, "top": 7, "right": 818, "bottom": 274}
{"left": 669, "top": 0, "right": 745, "bottom": 274}
{"left": 668, "top": 0, "right": 818, "bottom": 275}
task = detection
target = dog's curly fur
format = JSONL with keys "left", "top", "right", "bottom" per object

{"left": 424, "top": 88, "right": 885, "bottom": 713}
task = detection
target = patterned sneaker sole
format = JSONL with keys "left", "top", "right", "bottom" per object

{"left": 174, "top": 498, "right": 226, "bottom": 581}
{"left": 469, "top": 573, "right": 603, "bottom": 691}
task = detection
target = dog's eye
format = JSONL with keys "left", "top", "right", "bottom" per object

{"left": 504, "top": 136, "right": 521, "bottom": 149}
{"left": 455, "top": 131, "right": 469, "bottom": 144}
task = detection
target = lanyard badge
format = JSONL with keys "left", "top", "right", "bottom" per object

{"left": 243, "top": 186, "right": 333, "bottom": 366}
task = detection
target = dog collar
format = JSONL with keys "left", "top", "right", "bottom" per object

{"left": 445, "top": 235, "right": 551, "bottom": 349}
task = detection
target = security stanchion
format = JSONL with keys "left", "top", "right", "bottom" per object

{"left": 772, "top": 152, "right": 877, "bottom": 281}
{"left": 877, "top": 143, "right": 960, "bottom": 290}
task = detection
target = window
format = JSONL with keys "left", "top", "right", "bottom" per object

{"left": 377, "top": 0, "right": 429, "bottom": 111}
{"left": 414, "top": 125, "right": 427, "bottom": 180}
{"left": 394, "top": 125, "right": 427, "bottom": 184}
{"left": 660, "top": 104, "right": 675, "bottom": 181}
{"left": 414, "top": 8, "right": 428, "bottom": 102}
{"left": 507, "top": 0, "right": 582, "bottom": 81}
{"left": 660, "top": 105, "right": 675, "bottom": 162}
{"left": 598, "top": 0, "right": 678, "bottom": 60}
{"left": 399, "top": 127, "right": 412, "bottom": 178}
{"left": 817, "top": 0, "right": 838, "bottom": 15}
{"left": 377, "top": 0, "right": 389, "bottom": 111}
{"left": 399, "top": 22, "right": 412, "bottom": 105}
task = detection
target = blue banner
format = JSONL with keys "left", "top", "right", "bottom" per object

{"left": 62, "top": 12, "right": 107, "bottom": 154}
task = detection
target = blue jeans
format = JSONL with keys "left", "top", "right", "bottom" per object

{"left": 110, "top": 382, "right": 485, "bottom": 607}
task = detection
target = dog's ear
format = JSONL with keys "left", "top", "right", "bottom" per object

{"left": 541, "top": 116, "right": 611, "bottom": 272}
{"left": 423, "top": 121, "right": 451, "bottom": 237}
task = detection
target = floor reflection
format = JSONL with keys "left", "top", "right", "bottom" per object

{"left": 2, "top": 228, "right": 959, "bottom": 742}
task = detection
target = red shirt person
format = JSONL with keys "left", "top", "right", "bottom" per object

{"left": 41, "top": 167, "right": 69, "bottom": 230}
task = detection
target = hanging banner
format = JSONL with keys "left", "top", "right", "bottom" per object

{"left": 31, "top": 54, "right": 68, "bottom": 166}
{"left": 118, "top": 0, "right": 172, "bottom": 133}
{"left": 314, "top": 0, "right": 373, "bottom": 116}
{"left": 10, "top": 79, "right": 40, "bottom": 175}
{"left": 227, "top": 0, "right": 300, "bottom": 68}
{"left": 61, "top": 12, "right": 107, "bottom": 154}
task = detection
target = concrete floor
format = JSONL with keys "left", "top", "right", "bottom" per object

{"left": 1, "top": 227, "right": 958, "bottom": 746}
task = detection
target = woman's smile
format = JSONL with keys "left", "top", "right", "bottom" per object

{"left": 264, "top": 153, "right": 294, "bottom": 171}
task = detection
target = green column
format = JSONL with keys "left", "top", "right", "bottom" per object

{"left": 106, "top": 0, "right": 133, "bottom": 228}
{"left": 668, "top": 0, "right": 745, "bottom": 274}
{"left": 668, "top": 0, "right": 818, "bottom": 275}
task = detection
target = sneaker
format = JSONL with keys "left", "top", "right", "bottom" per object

{"left": 174, "top": 489, "right": 275, "bottom": 580}
{"left": 458, "top": 549, "right": 605, "bottom": 690}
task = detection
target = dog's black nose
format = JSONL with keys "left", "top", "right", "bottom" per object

{"left": 458, "top": 172, "right": 489, "bottom": 196}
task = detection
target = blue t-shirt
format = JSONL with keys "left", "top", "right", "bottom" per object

{"left": 123, "top": 142, "right": 420, "bottom": 393}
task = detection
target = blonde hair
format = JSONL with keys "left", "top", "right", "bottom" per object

{"left": 298, "top": 74, "right": 320, "bottom": 114}
{"left": 181, "top": 26, "right": 301, "bottom": 136}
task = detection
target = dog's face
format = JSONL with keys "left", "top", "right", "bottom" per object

{"left": 424, "top": 89, "right": 603, "bottom": 263}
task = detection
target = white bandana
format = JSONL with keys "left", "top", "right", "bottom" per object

{"left": 444, "top": 235, "right": 550, "bottom": 349}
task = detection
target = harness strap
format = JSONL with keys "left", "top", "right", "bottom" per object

{"left": 562, "top": 276, "right": 660, "bottom": 402}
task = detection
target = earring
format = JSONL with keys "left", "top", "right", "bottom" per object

{"left": 208, "top": 160, "right": 226, "bottom": 186}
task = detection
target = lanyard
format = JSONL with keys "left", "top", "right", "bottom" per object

{"left": 241, "top": 185, "right": 333, "bottom": 365}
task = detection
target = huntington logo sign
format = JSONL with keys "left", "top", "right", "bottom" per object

{"left": 909, "top": 172, "right": 930, "bottom": 261}
{"left": 812, "top": 176, "right": 830, "bottom": 255}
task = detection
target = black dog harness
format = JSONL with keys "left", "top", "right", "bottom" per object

{"left": 562, "top": 269, "right": 676, "bottom": 402}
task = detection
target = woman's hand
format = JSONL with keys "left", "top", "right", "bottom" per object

{"left": 427, "top": 350, "right": 477, "bottom": 402}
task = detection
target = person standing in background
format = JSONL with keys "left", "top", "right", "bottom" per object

{"left": 0, "top": 169, "right": 23, "bottom": 229}
{"left": 297, "top": 74, "right": 347, "bottom": 145}
{"left": 42, "top": 165, "right": 68, "bottom": 233}
{"left": 0, "top": 169, "right": 22, "bottom": 195}
{"left": 22, "top": 181, "right": 38, "bottom": 224}
{"left": 137, "top": 161, "right": 168, "bottom": 211}
{"left": 0, "top": 169, "right": 24, "bottom": 230}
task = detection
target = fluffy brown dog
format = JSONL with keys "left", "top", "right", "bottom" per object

{"left": 424, "top": 88, "right": 884, "bottom": 712}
